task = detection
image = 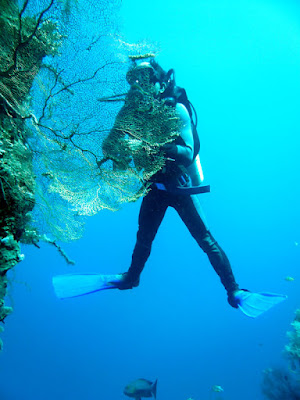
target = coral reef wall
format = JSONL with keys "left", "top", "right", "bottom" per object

{"left": 285, "top": 309, "right": 300, "bottom": 371}
{"left": 262, "top": 309, "right": 300, "bottom": 400}
{"left": 0, "top": 0, "right": 59, "bottom": 349}
{"left": 0, "top": 0, "right": 155, "bottom": 350}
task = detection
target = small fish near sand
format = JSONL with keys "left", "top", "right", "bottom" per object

{"left": 124, "top": 378, "right": 157, "bottom": 400}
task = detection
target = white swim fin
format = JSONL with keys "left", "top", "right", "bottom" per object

{"left": 52, "top": 273, "right": 123, "bottom": 299}
{"left": 235, "top": 290, "right": 287, "bottom": 318}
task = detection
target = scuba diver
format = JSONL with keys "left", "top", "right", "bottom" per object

{"left": 108, "top": 58, "right": 240, "bottom": 308}
{"left": 52, "top": 57, "right": 286, "bottom": 318}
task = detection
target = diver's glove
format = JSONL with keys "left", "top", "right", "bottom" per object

{"left": 161, "top": 142, "right": 194, "bottom": 166}
{"left": 161, "top": 142, "right": 178, "bottom": 159}
{"left": 227, "top": 289, "right": 249, "bottom": 308}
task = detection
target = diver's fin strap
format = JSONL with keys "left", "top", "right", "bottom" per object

{"left": 155, "top": 182, "right": 210, "bottom": 195}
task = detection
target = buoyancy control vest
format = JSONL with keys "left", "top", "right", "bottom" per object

{"left": 156, "top": 81, "right": 210, "bottom": 194}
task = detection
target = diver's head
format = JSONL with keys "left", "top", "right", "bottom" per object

{"left": 126, "top": 58, "right": 175, "bottom": 98}
{"left": 126, "top": 61, "right": 156, "bottom": 90}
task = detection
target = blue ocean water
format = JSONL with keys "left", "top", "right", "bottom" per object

{"left": 1, "top": 0, "right": 300, "bottom": 399}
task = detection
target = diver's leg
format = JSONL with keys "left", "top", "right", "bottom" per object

{"left": 173, "top": 194, "right": 239, "bottom": 305}
{"left": 117, "top": 187, "right": 169, "bottom": 289}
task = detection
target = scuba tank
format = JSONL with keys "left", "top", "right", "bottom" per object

{"left": 186, "top": 154, "right": 204, "bottom": 186}
{"left": 149, "top": 60, "right": 210, "bottom": 194}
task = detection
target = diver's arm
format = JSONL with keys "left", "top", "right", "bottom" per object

{"left": 163, "top": 103, "right": 194, "bottom": 166}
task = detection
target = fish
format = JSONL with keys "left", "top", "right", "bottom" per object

{"left": 285, "top": 276, "right": 295, "bottom": 282}
{"left": 124, "top": 378, "right": 157, "bottom": 400}
{"left": 212, "top": 385, "right": 224, "bottom": 393}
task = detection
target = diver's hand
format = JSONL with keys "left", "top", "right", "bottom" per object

{"left": 161, "top": 142, "right": 178, "bottom": 160}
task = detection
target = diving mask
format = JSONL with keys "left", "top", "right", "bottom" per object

{"left": 126, "top": 62, "right": 156, "bottom": 90}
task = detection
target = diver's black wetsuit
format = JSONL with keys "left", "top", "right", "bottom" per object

{"left": 128, "top": 185, "right": 238, "bottom": 294}
{"left": 126, "top": 102, "right": 239, "bottom": 297}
